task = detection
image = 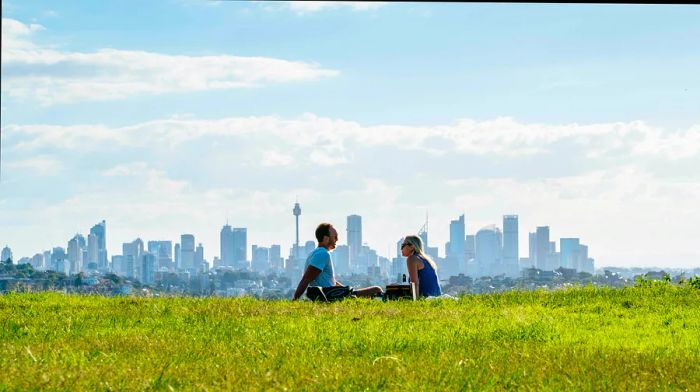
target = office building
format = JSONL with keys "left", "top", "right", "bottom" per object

{"left": 251, "top": 245, "right": 269, "bottom": 272}
{"left": 535, "top": 226, "right": 550, "bottom": 270}
{"left": 475, "top": 225, "right": 502, "bottom": 277}
{"left": 502, "top": 215, "right": 519, "bottom": 277}
{"left": 232, "top": 228, "right": 248, "bottom": 269}
{"left": 347, "top": 215, "right": 362, "bottom": 269}
{"left": 180, "top": 234, "right": 195, "bottom": 271}
{"left": 447, "top": 214, "right": 466, "bottom": 275}
{"left": 67, "top": 235, "right": 83, "bottom": 274}
{"left": 220, "top": 224, "right": 234, "bottom": 267}
{"left": 560, "top": 238, "right": 581, "bottom": 270}
{"left": 1, "top": 246, "right": 12, "bottom": 263}
{"left": 89, "top": 220, "right": 108, "bottom": 271}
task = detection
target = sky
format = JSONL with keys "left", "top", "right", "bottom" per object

{"left": 1, "top": 1, "right": 699, "bottom": 269}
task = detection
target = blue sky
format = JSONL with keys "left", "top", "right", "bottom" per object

{"left": 2, "top": 1, "right": 699, "bottom": 268}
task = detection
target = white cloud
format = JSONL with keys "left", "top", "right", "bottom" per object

{"left": 5, "top": 155, "right": 63, "bottom": 176}
{"left": 101, "top": 162, "right": 150, "bottom": 177}
{"left": 1, "top": 18, "right": 44, "bottom": 50}
{"left": 261, "top": 151, "right": 295, "bottom": 167}
{"left": 5, "top": 114, "right": 698, "bottom": 162}
{"left": 309, "top": 150, "right": 348, "bottom": 166}
{"left": 1, "top": 18, "right": 339, "bottom": 105}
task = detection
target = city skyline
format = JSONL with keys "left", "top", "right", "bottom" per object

{"left": 2, "top": 3, "right": 699, "bottom": 269}
{"left": 2, "top": 208, "right": 602, "bottom": 284}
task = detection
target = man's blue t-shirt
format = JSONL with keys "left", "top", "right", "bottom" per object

{"left": 305, "top": 247, "right": 335, "bottom": 287}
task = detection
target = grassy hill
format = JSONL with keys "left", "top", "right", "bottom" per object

{"left": 1, "top": 284, "right": 699, "bottom": 390}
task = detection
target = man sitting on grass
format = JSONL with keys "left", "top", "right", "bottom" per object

{"left": 292, "top": 222, "right": 384, "bottom": 301}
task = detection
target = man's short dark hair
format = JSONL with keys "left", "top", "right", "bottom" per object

{"left": 315, "top": 223, "right": 333, "bottom": 243}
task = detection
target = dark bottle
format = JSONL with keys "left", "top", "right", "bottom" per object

{"left": 402, "top": 273, "right": 407, "bottom": 283}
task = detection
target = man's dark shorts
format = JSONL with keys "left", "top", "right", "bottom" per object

{"left": 306, "top": 286, "right": 355, "bottom": 302}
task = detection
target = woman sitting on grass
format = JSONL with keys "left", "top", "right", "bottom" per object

{"left": 401, "top": 235, "right": 442, "bottom": 298}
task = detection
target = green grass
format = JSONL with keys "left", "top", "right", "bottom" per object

{"left": 1, "top": 285, "right": 699, "bottom": 391}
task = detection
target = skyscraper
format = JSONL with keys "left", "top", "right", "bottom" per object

{"left": 269, "top": 245, "right": 283, "bottom": 270}
{"left": 535, "top": 226, "right": 550, "bottom": 270}
{"left": 67, "top": 235, "right": 83, "bottom": 274}
{"left": 42, "top": 250, "right": 51, "bottom": 271}
{"left": 293, "top": 202, "right": 301, "bottom": 261}
{"left": 465, "top": 235, "right": 476, "bottom": 261}
{"left": 31, "top": 253, "right": 45, "bottom": 270}
{"left": 333, "top": 245, "right": 350, "bottom": 276}
{"left": 180, "top": 234, "right": 195, "bottom": 271}
{"left": 448, "top": 214, "right": 466, "bottom": 275}
{"left": 560, "top": 238, "right": 580, "bottom": 270}
{"left": 195, "top": 243, "right": 204, "bottom": 273}
{"left": 232, "top": 228, "right": 248, "bottom": 269}
{"left": 347, "top": 215, "right": 362, "bottom": 269}
{"left": 475, "top": 225, "right": 502, "bottom": 277}
{"left": 220, "top": 224, "right": 234, "bottom": 267}
{"left": 502, "top": 215, "right": 519, "bottom": 277}
{"left": 141, "top": 252, "right": 156, "bottom": 284}
{"left": 251, "top": 245, "right": 269, "bottom": 272}
{"left": 1, "top": 246, "right": 13, "bottom": 263}
{"left": 51, "top": 247, "right": 67, "bottom": 274}
{"left": 123, "top": 238, "right": 143, "bottom": 278}
{"left": 528, "top": 232, "right": 537, "bottom": 262}
{"left": 174, "top": 243, "right": 181, "bottom": 270}
{"left": 147, "top": 240, "right": 173, "bottom": 270}
{"left": 89, "top": 220, "right": 108, "bottom": 271}
{"left": 87, "top": 234, "right": 98, "bottom": 269}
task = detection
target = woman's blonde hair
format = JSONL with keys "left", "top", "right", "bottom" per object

{"left": 404, "top": 235, "right": 437, "bottom": 270}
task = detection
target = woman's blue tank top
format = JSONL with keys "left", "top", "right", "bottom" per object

{"left": 414, "top": 254, "right": 442, "bottom": 297}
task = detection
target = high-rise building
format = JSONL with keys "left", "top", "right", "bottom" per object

{"left": 141, "top": 252, "right": 156, "bottom": 284}
{"left": 174, "top": 243, "right": 181, "bottom": 269}
{"left": 269, "top": 245, "right": 283, "bottom": 271}
{"left": 220, "top": 224, "right": 234, "bottom": 267}
{"left": 347, "top": 215, "right": 362, "bottom": 269}
{"left": 333, "top": 245, "right": 350, "bottom": 276}
{"left": 1, "top": 246, "right": 12, "bottom": 263}
{"left": 502, "top": 215, "right": 519, "bottom": 277}
{"left": 180, "top": 234, "right": 195, "bottom": 271}
{"left": 579, "top": 244, "right": 589, "bottom": 272}
{"left": 31, "top": 253, "right": 45, "bottom": 270}
{"left": 465, "top": 235, "right": 476, "bottom": 261}
{"left": 195, "top": 243, "right": 204, "bottom": 273}
{"left": 87, "top": 234, "right": 98, "bottom": 269}
{"left": 448, "top": 214, "right": 466, "bottom": 275}
{"left": 67, "top": 235, "right": 83, "bottom": 275}
{"left": 251, "top": 245, "right": 269, "bottom": 272}
{"left": 89, "top": 220, "right": 108, "bottom": 271}
{"left": 293, "top": 202, "right": 301, "bottom": 262}
{"left": 475, "top": 225, "right": 502, "bottom": 277}
{"left": 304, "top": 240, "right": 316, "bottom": 257}
{"left": 122, "top": 238, "right": 144, "bottom": 278}
{"left": 42, "top": 250, "right": 51, "bottom": 271}
{"left": 535, "top": 226, "right": 550, "bottom": 270}
{"left": 417, "top": 218, "right": 439, "bottom": 261}
{"left": 111, "top": 255, "right": 123, "bottom": 275}
{"left": 50, "top": 247, "right": 68, "bottom": 274}
{"left": 560, "top": 238, "right": 580, "bottom": 270}
{"left": 528, "top": 232, "right": 537, "bottom": 261}
{"left": 232, "top": 228, "right": 248, "bottom": 269}
{"left": 147, "top": 240, "right": 173, "bottom": 270}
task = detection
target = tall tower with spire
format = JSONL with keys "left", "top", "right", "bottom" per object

{"left": 293, "top": 201, "right": 301, "bottom": 260}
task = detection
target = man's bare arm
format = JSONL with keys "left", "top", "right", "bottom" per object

{"left": 292, "top": 266, "right": 322, "bottom": 300}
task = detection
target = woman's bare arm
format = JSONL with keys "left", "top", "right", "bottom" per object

{"left": 406, "top": 255, "right": 420, "bottom": 296}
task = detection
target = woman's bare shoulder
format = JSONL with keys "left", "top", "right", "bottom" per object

{"left": 406, "top": 254, "right": 421, "bottom": 263}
